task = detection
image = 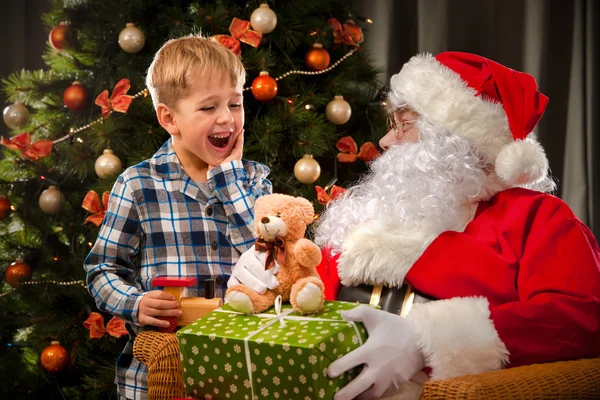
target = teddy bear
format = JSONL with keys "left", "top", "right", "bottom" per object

{"left": 225, "top": 193, "right": 325, "bottom": 315}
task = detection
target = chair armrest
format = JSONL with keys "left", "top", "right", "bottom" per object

{"left": 133, "top": 331, "right": 185, "bottom": 400}
{"left": 420, "top": 358, "right": 600, "bottom": 400}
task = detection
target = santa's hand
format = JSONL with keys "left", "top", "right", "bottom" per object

{"left": 328, "top": 305, "right": 424, "bottom": 400}
{"left": 227, "top": 260, "right": 279, "bottom": 294}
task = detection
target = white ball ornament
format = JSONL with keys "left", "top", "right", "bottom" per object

{"left": 326, "top": 96, "right": 352, "bottom": 125}
{"left": 294, "top": 155, "right": 321, "bottom": 184}
{"left": 95, "top": 149, "right": 122, "bottom": 180}
{"left": 118, "top": 23, "right": 145, "bottom": 53}
{"left": 39, "top": 186, "right": 65, "bottom": 216}
{"left": 3, "top": 101, "right": 30, "bottom": 129}
{"left": 250, "top": 4, "right": 278, "bottom": 34}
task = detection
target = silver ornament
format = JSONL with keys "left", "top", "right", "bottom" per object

{"left": 95, "top": 149, "right": 122, "bottom": 180}
{"left": 250, "top": 4, "right": 278, "bottom": 34}
{"left": 294, "top": 154, "right": 321, "bottom": 184}
{"left": 39, "top": 186, "right": 65, "bottom": 215}
{"left": 3, "top": 101, "right": 30, "bottom": 129}
{"left": 118, "top": 23, "right": 145, "bottom": 54}
{"left": 326, "top": 95, "right": 352, "bottom": 125}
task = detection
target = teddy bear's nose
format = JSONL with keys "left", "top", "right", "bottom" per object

{"left": 261, "top": 217, "right": 270, "bottom": 224}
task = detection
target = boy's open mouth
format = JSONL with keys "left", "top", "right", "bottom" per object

{"left": 208, "top": 133, "right": 230, "bottom": 149}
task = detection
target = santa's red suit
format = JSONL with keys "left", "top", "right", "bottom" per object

{"left": 317, "top": 187, "right": 600, "bottom": 380}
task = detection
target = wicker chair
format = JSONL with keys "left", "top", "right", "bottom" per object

{"left": 134, "top": 331, "right": 600, "bottom": 400}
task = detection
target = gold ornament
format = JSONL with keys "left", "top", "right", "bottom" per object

{"left": 39, "top": 185, "right": 65, "bottom": 216}
{"left": 326, "top": 95, "right": 352, "bottom": 125}
{"left": 5, "top": 258, "right": 32, "bottom": 288}
{"left": 3, "top": 101, "right": 30, "bottom": 129}
{"left": 250, "top": 4, "right": 278, "bottom": 34}
{"left": 118, "top": 23, "right": 146, "bottom": 54}
{"left": 294, "top": 154, "right": 321, "bottom": 184}
{"left": 304, "top": 44, "right": 331, "bottom": 71}
{"left": 95, "top": 149, "right": 122, "bottom": 180}
{"left": 40, "top": 341, "right": 69, "bottom": 373}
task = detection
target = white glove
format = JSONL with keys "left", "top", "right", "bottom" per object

{"left": 227, "top": 245, "right": 279, "bottom": 294}
{"left": 328, "top": 305, "right": 424, "bottom": 400}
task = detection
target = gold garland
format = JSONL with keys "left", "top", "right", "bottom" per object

{"left": 242, "top": 48, "right": 358, "bottom": 91}
{"left": 50, "top": 48, "right": 357, "bottom": 140}
{"left": 51, "top": 88, "right": 149, "bottom": 145}
{"left": 0, "top": 279, "right": 86, "bottom": 298}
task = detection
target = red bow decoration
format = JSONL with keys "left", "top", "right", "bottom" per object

{"left": 105, "top": 315, "right": 128, "bottom": 337}
{"left": 95, "top": 78, "right": 133, "bottom": 119}
{"left": 327, "top": 18, "right": 364, "bottom": 46}
{"left": 83, "top": 312, "right": 128, "bottom": 339}
{"left": 316, "top": 185, "right": 346, "bottom": 206}
{"left": 336, "top": 136, "right": 379, "bottom": 163}
{"left": 1, "top": 132, "right": 53, "bottom": 161}
{"left": 83, "top": 312, "right": 105, "bottom": 338}
{"left": 211, "top": 18, "right": 262, "bottom": 57}
{"left": 82, "top": 190, "right": 109, "bottom": 226}
{"left": 255, "top": 236, "right": 286, "bottom": 270}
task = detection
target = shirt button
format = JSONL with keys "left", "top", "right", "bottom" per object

{"left": 215, "top": 276, "right": 223, "bottom": 285}
{"left": 206, "top": 207, "right": 213, "bottom": 216}
{"left": 211, "top": 241, "right": 218, "bottom": 250}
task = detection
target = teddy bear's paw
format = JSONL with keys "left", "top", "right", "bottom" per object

{"left": 295, "top": 283, "right": 323, "bottom": 312}
{"left": 226, "top": 291, "right": 254, "bottom": 314}
{"left": 294, "top": 238, "right": 322, "bottom": 268}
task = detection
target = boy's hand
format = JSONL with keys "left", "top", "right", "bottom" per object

{"left": 138, "top": 290, "right": 182, "bottom": 328}
{"left": 209, "top": 129, "right": 244, "bottom": 170}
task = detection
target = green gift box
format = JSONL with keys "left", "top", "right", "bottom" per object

{"left": 177, "top": 300, "right": 370, "bottom": 400}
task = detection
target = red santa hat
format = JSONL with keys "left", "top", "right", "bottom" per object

{"left": 388, "top": 51, "right": 550, "bottom": 186}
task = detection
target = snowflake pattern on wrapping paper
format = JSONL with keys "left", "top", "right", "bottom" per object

{"left": 177, "top": 301, "right": 369, "bottom": 399}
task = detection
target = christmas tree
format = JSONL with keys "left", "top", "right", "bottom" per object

{"left": 0, "top": 0, "right": 385, "bottom": 398}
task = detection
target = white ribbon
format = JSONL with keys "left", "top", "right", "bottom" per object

{"left": 214, "top": 298, "right": 364, "bottom": 400}
{"left": 273, "top": 295, "right": 287, "bottom": 328}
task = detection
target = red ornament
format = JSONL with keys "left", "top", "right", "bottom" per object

{"left": 63, "top": 81, "right": 89, "bottom": 111}
{"left": 5, "top": 258, "right": 32, "bottom": 288}
{"left": 0, "top": 195, "right": 11, "bottom": 220}
{"left": 305, "top": 44, "right": 331, "bottom": 71}
{"left": 40, "top": 341, "right": 69, "bottom": 373}
{"left": 49, "top": 22, "right": 68, "bottom": 51}
{"left": 251, "top": 71, "right": 278, "bottom": 102}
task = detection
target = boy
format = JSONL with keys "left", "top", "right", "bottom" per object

{"left": 84, "top": 35, "right": 272, "bottom": 399}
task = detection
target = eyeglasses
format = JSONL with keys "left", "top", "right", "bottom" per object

{"left": 387, "top": 113, "right": 418, "bottom": 138}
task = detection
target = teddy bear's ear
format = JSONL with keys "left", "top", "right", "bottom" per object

{"left": 254, "top": 196, "right": 267, "bottom": 220}
{"left": 295, "top": 197, "right": 315, "bottom": 224}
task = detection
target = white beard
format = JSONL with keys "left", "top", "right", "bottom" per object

{"left": 314, "top": 120, "right": 505, "bottom": 255}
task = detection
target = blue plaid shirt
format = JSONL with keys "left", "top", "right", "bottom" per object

{"left": 84, "top": 139, "right": 271, "bottom": 399}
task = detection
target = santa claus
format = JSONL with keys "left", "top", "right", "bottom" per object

{"left": 314, "top": 52, "right": 600, "bottom": 399}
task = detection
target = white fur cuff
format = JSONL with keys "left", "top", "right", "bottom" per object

{"left": 407, "top": 296, "right": 509, "bottom": 380}
{"left": 338, "top": 220, "right": 440, "bottom": 287}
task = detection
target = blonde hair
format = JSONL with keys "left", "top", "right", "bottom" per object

{"left": 146, "top": 34, "right": 246, "bottom": 110}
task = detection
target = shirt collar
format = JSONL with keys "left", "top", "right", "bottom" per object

{"left": 149, "top": 138, "right": 184, "bottom": 181}
{"left": 151, "top": 138, "right": 220, "bottom": 204}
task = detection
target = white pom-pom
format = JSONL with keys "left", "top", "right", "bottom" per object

{"left": 495, "top": 137, "right": 548, "bottom": 186}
